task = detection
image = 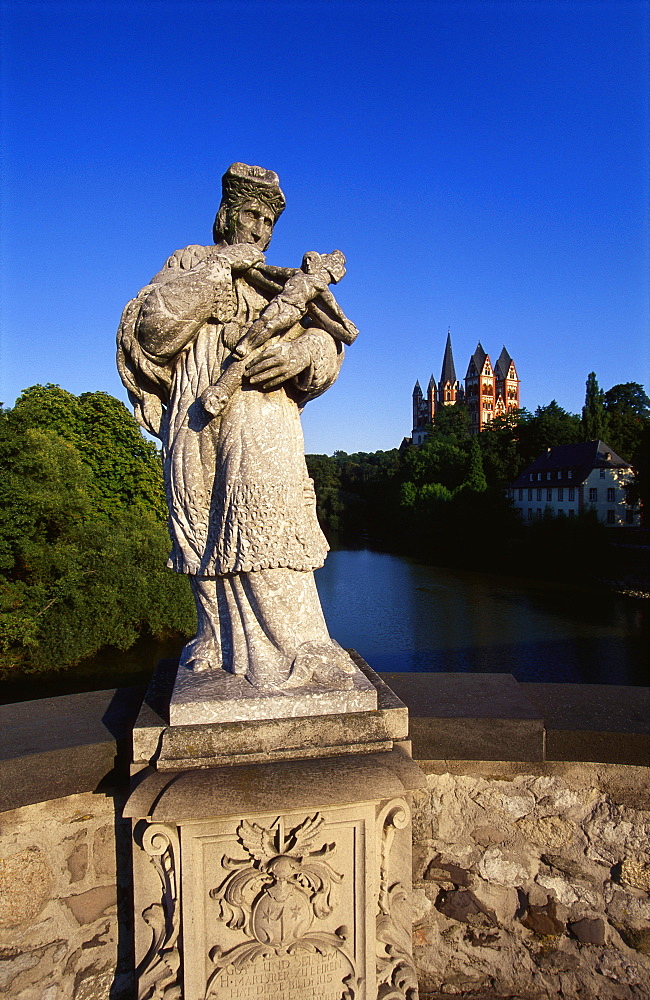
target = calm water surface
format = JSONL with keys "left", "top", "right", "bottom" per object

{"left": 315, "top": 550, "right": 649, "bottom": 685}
{"left": 3, "top": 549, "right": 647, "bottom": 703}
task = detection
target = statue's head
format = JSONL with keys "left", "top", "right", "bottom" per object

{"left": 213, "top": 162, "right": 286, "bottom": 250}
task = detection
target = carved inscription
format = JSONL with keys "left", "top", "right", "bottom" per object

{"left": 209, "top": 950, "right": 351, "bottom": 1000}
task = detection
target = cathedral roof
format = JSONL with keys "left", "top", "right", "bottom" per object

{"left": 465, "top": 342, "right": 487, "bottom": 379}
{"left": 440, "top": 331, "right": 457, "bottom": 386}
{"left": 496, "top": 346, "right": 515, "bottom": 379}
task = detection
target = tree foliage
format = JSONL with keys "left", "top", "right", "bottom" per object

{"left": 581, "top": 372, "right": 608, "bottom": 442}
{"left": 308, "top": 369, "right": 648, "bottom": 571}
{"left": 0, "top": 386, "right": 194, "bottom": 675}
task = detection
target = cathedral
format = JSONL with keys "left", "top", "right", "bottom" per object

{"left": 412, "top": 332, "right": 520, "bottom": 442}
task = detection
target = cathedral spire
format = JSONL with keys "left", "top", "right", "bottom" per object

{"left": 440, "top": 329, "right": 457, "bottom": 386}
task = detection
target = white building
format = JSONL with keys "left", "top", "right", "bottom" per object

{"left": 510, "top": 440, "right": 640, "bottom": 526}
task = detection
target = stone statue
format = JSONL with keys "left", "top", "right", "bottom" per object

{"left": 117, "top": 163, "right": 360, "bottom": 694}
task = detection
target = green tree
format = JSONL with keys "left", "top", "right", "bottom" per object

{"left": 518, "top": 402, "right": 581, "bottom": 465}
{"left": 478, "top": 409, "right": 528, "bottom": 487}
{"left": 603, "top": 382, "right": 650, "bottom": 464}
{"left": 581, "top": 372, "right": 609, "bottom": 441}
{"left": 0, "top": 388, "right": 194, "bottom": 675}
{"left": 462, "top": 436, "right": 488, "bottom": 493}
{"left": 429, "top": 402, "right": 471, "bottom": 442}
{"left": 400, "top": 436, "right": 468, "bottom": 493}
{"left": 305, "top": 454, "right": 344, "bottom": 535}
{"left": 604, "top": 382, "right": 650, "bottom": 418}
{"left": 12, "top": 384, "right": 167, "bottom": 520}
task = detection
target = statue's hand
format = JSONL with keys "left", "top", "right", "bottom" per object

{"left": 245, "top": 340, "right": 310, "bottom": 390}
{"left": 207, "top": 244, "right": 265, "bottom": 272}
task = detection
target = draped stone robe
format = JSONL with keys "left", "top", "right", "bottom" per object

{"left": 117, "top": 244, "right": 351, "bottom": 687}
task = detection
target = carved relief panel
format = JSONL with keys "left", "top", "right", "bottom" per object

{"left": 131, "top": 788, "right": 419, "bottom": 1000}
{"left": 180, "top": 803, "right": 376, "bottom": 1000}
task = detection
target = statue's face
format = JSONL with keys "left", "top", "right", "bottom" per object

{"left": 230, "top": 197, "right": 274, "bottom": 249}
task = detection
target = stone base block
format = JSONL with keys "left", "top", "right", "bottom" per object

{"left": 169, "top": 653, "right": 377, "bottom": 726}
{"left": 133, "top": 653, "right": 406, "bottom": 770}
{"left": 126, "top": 748, "right": 425, "bottom": 1000}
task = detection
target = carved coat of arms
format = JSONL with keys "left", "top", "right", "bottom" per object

{"left": 205, "top": 812, "right": 355, "bottom": 997}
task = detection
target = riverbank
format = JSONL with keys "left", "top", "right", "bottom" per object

{"left": 1, "top": 547, "right": 647, "bottom": 704}
{"left": 341, "top": 524, "right": 650, "bottom": 601}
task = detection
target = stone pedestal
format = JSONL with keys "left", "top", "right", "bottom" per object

{"left": 125, "top": 654, "right": 425, "bottom": 1000}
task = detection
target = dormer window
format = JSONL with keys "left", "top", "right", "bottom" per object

{"left": 567, "top": 470, "right": 573, "bottom": 479}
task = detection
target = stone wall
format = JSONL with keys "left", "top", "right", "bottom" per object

{"left": 412, "top": 761, "right": 650, "bottom": 999}
{"left": 1, "top": 680, "right": 649, "bottom": 999}
{"left": 2, "top": 760, "right": 649, "bottom": 999}
{"left": 0, "top": 790, "right": 132, "bottom": 1000}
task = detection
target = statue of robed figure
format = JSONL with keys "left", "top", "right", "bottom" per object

{"left": 117, "top": 163, "right": 360, "bottom": 693}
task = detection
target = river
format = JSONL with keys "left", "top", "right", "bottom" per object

{"left": 315, "top": 549, "right": 649, "bottom": 685}
{"left": 2, "top": 549, "right": 647, "bottom": 703}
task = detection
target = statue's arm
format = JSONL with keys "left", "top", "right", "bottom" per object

{"left": 291, "top": 327, "right": 344, "bottom": 401}
{"left": 135, "top": 244, "right": 264, "bottom": 360}
{"left": 246, "top": 326, "right": 343, "bottom": 402}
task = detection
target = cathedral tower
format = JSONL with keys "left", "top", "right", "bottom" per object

{"left": 495, "top": 346, "right": 520, "bottom": 417}
{"left": 411, "top": 334, "right": 519, "bottom": 441}
{"left": 439, "top": 330, "right": 462, "bottom": 406}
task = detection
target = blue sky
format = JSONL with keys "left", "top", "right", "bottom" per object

{"left": 1, "top": 0, "right": 648, "bottom": 454}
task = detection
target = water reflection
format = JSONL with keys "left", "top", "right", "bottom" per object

{"left": 3, "top": 549, "right": 646, "bottom": 705}
{"left": 315, "top": 550, "right": 649, "bottom": 685}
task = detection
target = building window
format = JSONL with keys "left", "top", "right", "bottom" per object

{"left": 537, "top": 489, "right": 542, "bottom": 501}
{"left": 528, "top": 489, "right": 533, "bottom": 501}
{"left": 626, "top": 509, "right": 634, "bottom": 524}
{"left": 518, "top": 489, "right": 523, "bottom": 501}
{"left": 547, "top": 489, "right": 552, "bottom": 501}
{"left": 558, "top": 488, "right": 564, "bottom": 501}
{"left": 568, "top": 509, "right": 575, "bottom": 518}
{"left": 607, "top": 488, "right": 615, "bottom": 502}
{"left": 568, "top": 470, "right": 573, "bottom": 479}
{"left": 527, "top": 509, "right": 533, "bottom": 521}
{"left": 568, "top": 488, "right": 575, "bottom": 501}
{"left": 529, "top": 474, "right": 533, "bottom": 482}
{"left": 600, "top": 469, "right": 606, "bottom": 479}
{"left": 607, "top": 510, "right": 616, "bottom": 524}
{"left": 537, "top": 473, "right": 542, "bottom": 481}
{"left": 557, "top": 509, "right": 564, "bottom": 517}
{"left": 536, "top": 509, "right": 542, "bottom": 519}
{"left": 589, "top": 488, "right": 598, "bottom": 502}
{"left": 546, "top": 473, "right": 551, "bottom": 481}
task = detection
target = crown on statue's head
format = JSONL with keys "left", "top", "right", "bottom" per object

{"left": 221, "top": 162, "right": 286, "bottom": 219}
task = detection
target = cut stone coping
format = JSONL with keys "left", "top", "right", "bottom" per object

{"left": 0, "top": 674, "right": 648, "bottom": 813}
{"left": 382, "top": 672, "right": 545, "bottom": 763}
{"left": 0, "top": 685, "right": 144, "bottom": 811}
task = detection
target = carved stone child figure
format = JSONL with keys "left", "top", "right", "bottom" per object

{"left": 201, "top": 250, "right": 348, "bottom": 419}
{"left": 117, "top": 163, "right": 358, "bottom": 691}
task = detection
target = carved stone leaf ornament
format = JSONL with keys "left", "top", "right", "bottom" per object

{"left": 136, "top": 823, "right": 182, "bottom": 1000}
{"left": 205, "top": 812, "right": 357, "bottom": 998}
{"left": 376, "top": 801, "right": 419, "bottom": 1000}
